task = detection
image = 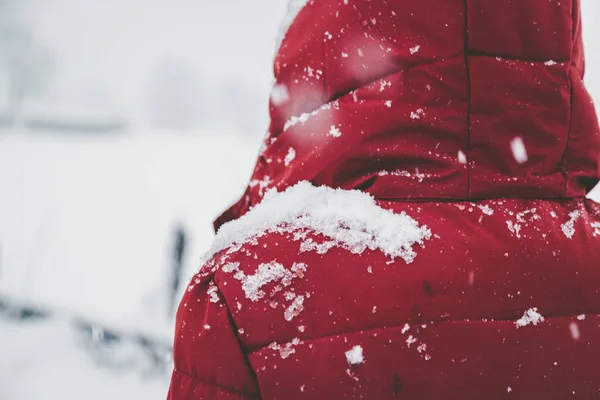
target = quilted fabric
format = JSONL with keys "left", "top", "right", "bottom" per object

{"left": 169, "top": 1, "right": 600, "bottom": 398}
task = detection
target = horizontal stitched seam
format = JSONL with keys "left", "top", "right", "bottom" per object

{"left": 469, "top": 51, "right": 570, "bottom": 64}
{"left": 247, "top": 312, "right": 598, "bottom": 356}
{"left": 272, "top": 53, "right": 463, "bottom": 138}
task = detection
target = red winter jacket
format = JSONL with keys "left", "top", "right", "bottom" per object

{"left": 168, "top": 1, "right": 600, "bottom": 398}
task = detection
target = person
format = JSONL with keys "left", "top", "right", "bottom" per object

{"left": 168, "top": 0, "right": 600, "bottom": 398}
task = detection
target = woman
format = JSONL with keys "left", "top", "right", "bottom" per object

{"left": 169, "top": 1, "right": 600, "bottom": 398}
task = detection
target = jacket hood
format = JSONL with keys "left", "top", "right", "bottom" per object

{"left": 215, "top": 0, "right": 600, "bottom": 232}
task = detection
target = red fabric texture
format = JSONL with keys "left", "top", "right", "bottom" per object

{"left": 170, "top": 1, "right": 600, "bottom": 398}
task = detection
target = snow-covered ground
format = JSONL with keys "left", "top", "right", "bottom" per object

{"left": 1, "top": 1, "right": 600, "bottom": 399}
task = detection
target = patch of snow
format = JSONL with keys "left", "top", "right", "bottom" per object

{"left": 561, "top": 210, "right": 581, "bottom": 239}
{"left": 591, "top": 222, "right": 600, "bottom": 237}
{"left": 478, "top": 204, "right": 494, "bottom": 216}
{"left": 329, "top": 125, "right": 342, "bottom": 138}
{"left": 401, "top": 323, "right": 410, "bottom": 334}
{"left": 283, "top": 101, "right": 339, "bottom": 131}
{"left": 515, "top": 307, "right": 545, "bottom": 328}
{"left": 379, "top": 80, "right": 391, "bottom": 92}
{"left": 284, "top": 295, "right": 305, "bottom": 321}
{"left": 510, "top": 137, "right": 528, "bottom": 164}
{"left": 506, "top": 221, "right": 522, "bottom": 238}
{"left": 410, "top": 108, "right": 425, "bottom": 120}
{"left": 284, "top": 147, "right": 296, "bottom": 166}
{"left": 208, "top": 182, "right": 432, "bottom": 264}
{"left": 345, "top": 345, "right": 365, "bottom": 365}
{"left": 269, "top": 338, "right": 303, "bottom": 359}
{"left": 299, "top": 238, "right": 337, "bottom": 254}
{"left": 544, "top": 60, "right": 557, "bottom": 66}
{"left": 228, "top": 261, "right": 306, "bottom": 302}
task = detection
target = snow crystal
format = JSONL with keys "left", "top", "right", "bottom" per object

{"left": 385, "top": 100, "right": 392, "bottom": 108}
{"left": 577, "top": 314, "right": 586, "bottom": 321}
{"left": 544, "top": 60, "right": 557, "bottom": 66}
{"left": 401, "top": 323, "right": 410, "bottom": 334}
{"left": 271, "top": 84, "right": 290, "bottom": 106}
{"left": 409, "top": 45, "right": 421, "bottom": 55}
{"left": 207, "top": 283, "right": 220, "bottom": 304}
{"left": 458, "top": 150, "right": 467, "bottom": 164}
{"left": 299, "top": 238, "right": 337, "bottom": 254}
{"left": 378, "top": 169, "right": 431, "bottom": 182}
{"left": 410, "top": 108, "right": 425, "bottom": 120}
{"left": 515, "top": 308, "right": 545, "bottom": 328}
{"left": 207, "top": 182, "right": 432, "bottom": 264}
{"left": 284, "top": 147, "right": 296, "bottom": 166}
{"left": 478, "top": 204, "right": 494, "bottom": 216}
{"left": 328, "top": 125, "right": 342, "bottom": 137}
{"left": 228, "top": 261, "right": 306, "bottom": 302}
{"left": 342, "top": 52, "right": 348, "bottom": 58}
{"left": 405, "top": 335, "right": 417, "bottom": 347}
{"left": 510, "top": 137, "right": 528, "bottom": 164}
{"left": 591, "top": 222, "right": 600, "bottom": 237}
{"left": 507, "top": 386, "right": 513, "bottom": 393}
{"left": 379, "top": 80, "right": 392, "bottom": 92}
{"left": 345, "top": 345, "right": 365, "bottom": 365}
{"left": 222, "top": 262, "right": 240, "bottom": 273}
{"left": 269, "top": 338, "right": 303, "bottom": 359}
{"left": 284, "top": 295, "right": 305, "bottom": 321}
{"left": 204, "top": 324, "right": 211, "bottom": 330}
{"left": 506, "top": 221, "right": 522, "bottom": 238}
{"left": 561, "top": 210, "right": 581, "bottom": 239}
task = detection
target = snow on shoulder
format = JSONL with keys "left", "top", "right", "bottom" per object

{"left": 207, "top": 182, "right": 432, "bottom": 264}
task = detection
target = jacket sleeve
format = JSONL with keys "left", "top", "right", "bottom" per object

{"left": 167, "top": 274, "right": 260, "bottom": 400}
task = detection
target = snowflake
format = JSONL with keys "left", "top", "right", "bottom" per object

{"left": 345, "top": 345, "right": 365, "bottom": 365}
{"left": 515, "top": 307, "right": 545, "bottom": 328}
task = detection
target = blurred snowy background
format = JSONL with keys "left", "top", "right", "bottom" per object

{"left": 1, "top": 1, "right": 600, "bottom": 399}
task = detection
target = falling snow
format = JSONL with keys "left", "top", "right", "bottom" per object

{"left": 510, "top": 137, "right": 528, "bottom": 164}
{"left": 284, "top": 147, "right": 296, "bottom": 166}
{"left": 271, "top": 84, "right": 290, "bottom": 106}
